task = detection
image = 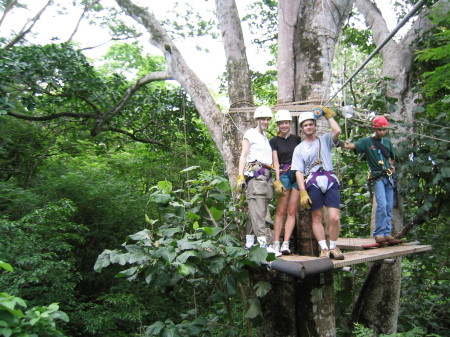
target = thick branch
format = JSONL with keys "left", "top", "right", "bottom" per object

{"left": 355, "top": 0, "right": 391, "bottom": 49}
{"left": 105, "top": 126, "right": 171, "bottom": 149}
{"left": 7, "top": 111, "right": 95, "bottom": 121}
{"left": 91, "top": 70, "right": 171, "bottom": 135}
{"left": 215, "top": 0, "right": 253, "bottom": 106}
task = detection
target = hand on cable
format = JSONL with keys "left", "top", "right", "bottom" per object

{"left": 319, "top": 106, "right": 335, "bottom": 119}
{"left": 273, "top": 180, "right": 286, "bottom": 197}
{"left": 236, "top": 175, "right": 246, "bottom": 193}
{"left": 299, "top": 190, "right": 312, "bottom": 209}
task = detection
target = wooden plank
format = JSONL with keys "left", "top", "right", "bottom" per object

{"left": 337, "top": 237, "right": 378, "bottom": 250}
{"left": 279, "top": 244, "right": 432, "bottom": 269}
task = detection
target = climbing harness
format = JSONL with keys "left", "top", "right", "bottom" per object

{"left": 244, "top": 161, "right": 274, "bottom": 182}
{"left": 280, "top": 163, "right": 292, "bottom": 175}
{"left": 303, "top": 138, "right": 340, "bottom": 193}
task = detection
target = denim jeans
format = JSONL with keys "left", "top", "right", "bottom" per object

{"left": 372, "top": 177, "right": 394, "bottom": 237}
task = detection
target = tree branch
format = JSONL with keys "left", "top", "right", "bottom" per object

{"left": 66, "top": 0, "right": 100, "bottom": 43}
{"left": 91, "top": 70, "right": 171, "bottom": 135}
{"left": 104, "top": 126, "right": 171, "bottom": 149}
{"left": 0, "top": 0, "right": 19, "bottom": 29}
{"left": 3, "top": 0, "right": 53, "bottom": 50}
{"left": 7, "top": 111, "right": 96, "bottom": 121}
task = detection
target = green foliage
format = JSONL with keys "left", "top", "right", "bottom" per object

{"left": 353, "top": 323, "right": 441, "bottom": 337}
{"left": 0, "top": 262, "right": 69, "bottom": 337}
{"left": 414, "top": 4, "right": 450, "bottom": 117}
{"left": 95, "top": 168, "right": 276, "bottom": 336}
{"left": 99, "top": 42, "right": 167, "bottom": 78}
{"left": 243, "top": 0, "right": 278, "bottom": 55}
{"left": 0, "top": 200, "right": 87, "bottom": 308}
{"left": 342, "top": 26, "right": 376, "bottom": 54}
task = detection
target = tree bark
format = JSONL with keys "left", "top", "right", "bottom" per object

{"left": 214, "top": 0, "right": 255, "bottom": 186}
{"left": 350, "top": 1, "right": 436, "bottom": 334}
{"left": 261, "top": 1, "right": 353, "bottom": 336}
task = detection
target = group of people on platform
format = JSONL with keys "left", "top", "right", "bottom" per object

{"left": 236, "top": 106, "right": 401, "bottom": 259}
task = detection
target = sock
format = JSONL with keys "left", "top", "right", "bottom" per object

{"left": 318, "top": 240, "right": 329, "bottom": 250}
{"left": 329, "top": 240, "right": 337, "bottom": 250}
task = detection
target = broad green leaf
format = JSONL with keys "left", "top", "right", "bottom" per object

{"left": 209, "top": 206, "right": 223, "bottom": 220}
{"left": 216, "top": 180, "right": 230, "bottom": 191}
{"left": 224, "top": 246, "right": 247, "bottom": 258}
{"left": 245, "top": 298, "right": 262, "bottom": 319}
{"left": 157, "top": 180, "right": 173, "bottom": 194}
{"left": 180, "top": 166, "right": 200, "bottom": 173}
{"left": 162, "top": 326, "right": 182, "bottom": 337}
{"left": 0, "top": 262, "right": 13, "bottom": 272}
{"left": 159, "top": 227, "right": 182, "bottom": 238}
{"left": 177, "top": 264, "right": 190, "bottom": 276}
{"left": 159, "top": 246, "right": 177, "bottom": 263}
{"left": 254, "top": 281, "right": 272, "bottom": 297}
{"left": 146, "top": 321, "right": 165, "bottom": 335}
{"left": 129, "top": 229, "right": 152, "bottom": 242}
{"left": 248, "top": 247, "right": 268, "bottom": 265}
{"left": 149, "top": 193, "right": 171, "bottom": 204}
{"left": 176, "top": 250, "right": 199, "bottom": 264}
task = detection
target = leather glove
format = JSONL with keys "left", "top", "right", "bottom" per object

{"left": 319, "top": 106, "right": 335, "bottom": 119}
{"left": 236, "top": 175, "right": 246, "bottom": 192}
{"left": 299, "top": 190, "right": 312, "bottom": 209}
{"left": 273, "top": 180, "right": 286, "bottom": 197}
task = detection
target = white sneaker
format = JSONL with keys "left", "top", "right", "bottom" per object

{"left": 265, "top": 245, "right": 282, "bottom": 257}
{"left": 272, "top": 241, "right": 280, "bottom": 253}
{"left": 245, "top": 235, "right": 255, "bottom": 250}
{"left": 280, "top": 241, "right": 291, "bottom": 255}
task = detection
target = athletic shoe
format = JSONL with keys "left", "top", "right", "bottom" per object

{"left": 375, "top": 236, "right": 387, "bottom": 245}
{"left": 385, "top": 235, "right": 403, "bottom": 245}
{"left": 245, "top": 234, "right": 255, "bottom": 250}
{"left": 320, "top": 249, "right": 330, "bottom": 258}
{"left": 280, "top": 241, "right": 291, "bottom": 255}
{"left": 272, "top": 241, "right": 281, "bottom": 253}
{"left": 264, "top": 244, "right": 282, "bottom": 257}
{"left": 329, "top": 247, "right": 344, "bottom": 260}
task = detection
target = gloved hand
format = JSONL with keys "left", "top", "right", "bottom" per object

{"left": 273, "top": 180, "right": 286, "bottom": 197}
{"left": 236, "top": 175, "right": 246, "bottom": 192}
{"left": 299, "top": 190, "right": 312, "bottom": 209}
{"left": 319, "top": 106, "right": 335, "bottom": 119}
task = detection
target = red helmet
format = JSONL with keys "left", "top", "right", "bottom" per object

{"left": 372, "top": 116, "right": 389, "bottom": 128}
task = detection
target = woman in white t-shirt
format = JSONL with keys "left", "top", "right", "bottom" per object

{"left": 236, "top": 106, "right": 280, "bottom": 256}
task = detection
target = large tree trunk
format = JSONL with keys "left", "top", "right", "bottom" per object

{"left": 214, "top": 0, "right": 255, "bottom": 186}
{"left": 259, "top": 1, "right": 353, "bottom": 336}
{"left": 349, "top": 1, "right": 436, "bottom": 334}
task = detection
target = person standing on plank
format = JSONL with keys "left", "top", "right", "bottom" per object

{"left": 291, "top": 107, "right": 344, "bottom": 260}
{"left": 270, "top": 109, "right": 301, "bottom": 255}
{"left": 236, "top": 106, "right": 281, "bottom": 257}
{"left": 344, "top": 116, "right": 402, "bottom": 245}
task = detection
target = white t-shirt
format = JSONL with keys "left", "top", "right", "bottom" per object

{"left": 243, "top": 127, "right": 273, "bottom": 166}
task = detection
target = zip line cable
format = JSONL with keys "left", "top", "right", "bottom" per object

{"left": 325, "top": 0, "right": 428, "bottom": 106}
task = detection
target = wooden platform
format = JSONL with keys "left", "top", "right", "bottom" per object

{"left": 279, "top": 240, "right": 432, "bottom": 269}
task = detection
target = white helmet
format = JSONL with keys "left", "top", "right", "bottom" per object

{"left": 254, "top": 106, "right": 273, "bottom": 119}
{"left": 275, "top": 109, "right": 292, "bottom": 122}
{"left": 298, "top": 111, "right": 315, "bottom": 126}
